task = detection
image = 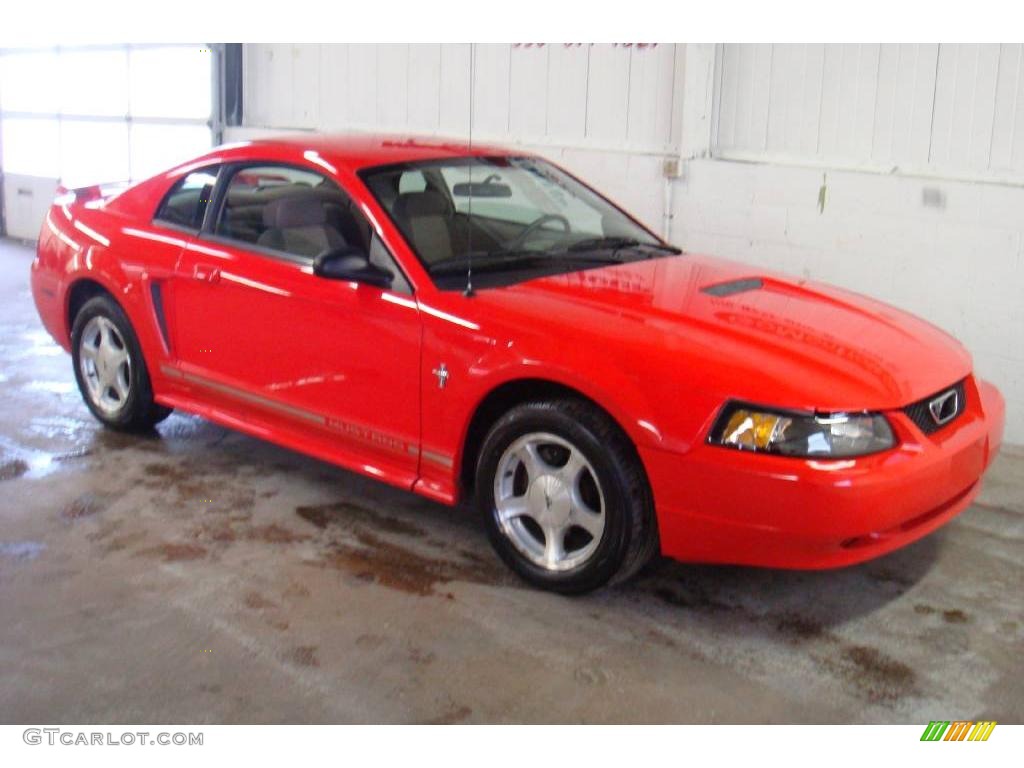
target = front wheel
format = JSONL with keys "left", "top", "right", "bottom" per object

{"left": 475, "top": 399, "right": 657, "bottom": 593}
{"left": 71, "top": 294, "right": 172, "bottom": 431}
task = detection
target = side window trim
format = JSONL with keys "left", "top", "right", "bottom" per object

{"left": 199, "top": 160, "right": 415, "bottom": 294}
{"left": 200, "top": 161, "right": 245, "bottom": 236}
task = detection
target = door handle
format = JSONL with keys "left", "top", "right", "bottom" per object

{"left": 193, "top": 264, "right": 221, "bottom": 284}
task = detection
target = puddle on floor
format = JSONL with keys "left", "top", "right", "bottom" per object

{"left": 0, "top": 540, "right": 47, "bottom": 561}
{"left": 23, "top": 381, "right": 77, "bottom": 395}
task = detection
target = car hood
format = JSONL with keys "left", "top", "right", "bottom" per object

{"left": 475, "top": 254, "right": 972, "bottom": 411}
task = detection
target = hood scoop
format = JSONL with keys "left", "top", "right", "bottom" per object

{"left": 701, "top": 277, "right": 764, "bottom": 297}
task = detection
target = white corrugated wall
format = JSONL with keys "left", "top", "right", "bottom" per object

{"left": 714, "top": 44, "right": 1024, "bottom": 182}
{"left": 235, "top": 43, "right": 682, "bottom": 233}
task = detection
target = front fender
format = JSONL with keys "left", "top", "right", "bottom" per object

{"left": 416, "top": 307, "right": 719, "bottom": 504}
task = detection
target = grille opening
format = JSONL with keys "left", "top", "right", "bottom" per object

{"left": 903, "top": 380, "right": 967, "bottom": 435}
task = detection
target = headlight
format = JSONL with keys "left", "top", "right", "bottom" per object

{"left": 708, "top": 402, "right": 895, "bottom": 458}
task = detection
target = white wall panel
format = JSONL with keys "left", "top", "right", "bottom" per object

{"left": 508, "top": 45, "right": 548, "bottom": 138}
{"left": 347, "top": 44, "right": 378, "bottom": 128}
{"left": 438, "top": 44, "right": 471, "bottom": 137}
{"left": 585, "top": 45, "right": 630, "bottom": 144}
{"left": 291, "top": 44, "right": 320, "bottom": 128}
{"left": 240, "top": 43, "right": 680, "bottom": 230}
{"left": 407, "top": 44, "right": 441, "bottom": 132}
{"left": 376, "top": 44, "right": 409, "bottom": 129}
{"left": 318, "top": 44, "right": 350, "bottom": 129}
{"left": 625, "top": 44, "right": 677, "bottom": 150}
{"left": 472, "top": 44, "right": 510, "bottom": 137}
{"left": 990, "top": 44, "right": 1024, "bottom": 174}
{"left": 544, "top": 45, "right": 590, "bottom": 143}
{"left": 716, "top": 43, "right": 1024, "bottom": 182}
{"left": 244, "top": 44, "right": 676, "bottom": 153}
{"left": 2, "top": 174, "right": 58, "bottom": 240}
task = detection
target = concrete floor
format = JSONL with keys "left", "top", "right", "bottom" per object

{"left": 0, "top": 237, "right": 1021, "bottom": 724}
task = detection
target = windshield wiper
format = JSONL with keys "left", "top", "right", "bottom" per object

{"left": 567, "top": 236, "right": 640, "bottom": 252}
{"left": 429, "top": 249, "right": 627, "bottom": 276}
{"left": 566, "top": 236, "right": 682, "bottom": 255}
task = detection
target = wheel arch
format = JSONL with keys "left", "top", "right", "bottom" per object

{"left": 66, "top": 278, "right": 117, "bottom": 337}
{"left": 458, "top": 377, "right": 651, "bottom": 497}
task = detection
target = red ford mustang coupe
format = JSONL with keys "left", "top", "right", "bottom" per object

{"left": 31, "top": 134, "right": 1005, "bottom": 592}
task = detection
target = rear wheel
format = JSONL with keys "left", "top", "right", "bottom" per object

{"left": 475, "top": 399, "right": 657, "bottom": 593}
{"left": 71, "top": 294, "right": 172, "bottom": 431}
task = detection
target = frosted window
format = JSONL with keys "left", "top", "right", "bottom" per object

{"left": 129, "top": 47, "right": 212, "bottom": 119}
{"left": 59, "top": 120, "right": 130, "bottom": 186}
{"left": 59, "top": 49, "right": 129, "bottom": 117}
{"left": 1, "top": 46, "right": 212, "bottom": 185}
{"left": 0, "top": 52, "right": 61, "bottom": 113}
{"left": 130, "top": 123, "right": 212, "bottom": 179}
{"left": 0, "top": 117, "right": 60, "bottom": 176}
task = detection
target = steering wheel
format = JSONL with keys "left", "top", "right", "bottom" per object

{"left": 507, "top": 214, "right": 571, "bottom": 250}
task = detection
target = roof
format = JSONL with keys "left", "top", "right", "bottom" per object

{"left": 220, "top": 132, "right": 521, "bottom": 171}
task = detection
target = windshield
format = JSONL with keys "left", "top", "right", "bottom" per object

{"left": 360, "top": 156, "right": 679, "bottom": 290}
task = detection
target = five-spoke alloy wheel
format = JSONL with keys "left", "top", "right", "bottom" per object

{"left": 494, "top": 432, "right": 606, "bottom": 572}
{"left": 477, "top": 399, "right": 658, "bottom": 593}
{"left": 71, "top": 294, "right": 172, "bottom": 431}
{"left": 78, "top": 315, "right": 133, "bottom": 416}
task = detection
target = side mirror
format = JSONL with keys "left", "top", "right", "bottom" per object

{"left": 313, "top": 247, "right": 393, "bottom": 288}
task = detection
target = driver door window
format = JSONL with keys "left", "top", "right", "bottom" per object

{"left": 214, "top": 165, "right": 355, "bottom": 260}
{"left": 208, "top": 163, "right": 410, "bottom": 293}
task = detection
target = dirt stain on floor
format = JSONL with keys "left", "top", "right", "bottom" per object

{"left": 317, "top": 529, "right": 505, "bottom": 596}
{"left": 283, "top": 645, "right": 319, "bottom": 667}
{"left": 775, "top": 613, "right": 827, "bottom": 643}
{"left": 0, "top": 458, "right": 29, "bottom": 481}
{"left": 824, "top": 644, "right": 917, "bottom": 703}
{"left": 188, "top": 520, "right": 310, "bottom": 547}
{"left": 647, "top": 583, "right": 732, "bottom": 614}
{"left": 248, "top": 523, "right": 310, "bottom": 544}
{"left": 914, "top": 604, "right": 970, "bottom": 624}
{"left": 296, "top": 500, "right": 425, "bottom": 537}
{"left": 61, "top": 493, "right": 107, "bottom": 520}
{"left": 293, "top": 498, "right": 508, "bottom": 596}
{"left": 138, "top": 542, "right": 208, "bottom": 562}
{"left": 422, "top": 702, "right": 472, "bottom": 724}
{"left": 244, "top": 591, "right": 277, "bottom": 610}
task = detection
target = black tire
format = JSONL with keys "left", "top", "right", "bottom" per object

{"left": 475, "top": 398, "right": 658, "bottom": 594}
{"left": 70, "top": 294, "right": 172, "bottom": 431}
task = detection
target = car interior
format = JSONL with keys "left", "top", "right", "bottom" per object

{"left": 154, "top": 166, "right": 412, "bottom": 292}
{"left": 216, "top": 172, "right": 373, "bottom": 260}
{"left": 366, "top": 169, "right": 512, "bottom": 266}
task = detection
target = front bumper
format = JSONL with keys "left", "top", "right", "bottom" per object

{"left": 644, "top": 375, "right": 1005, "bottom": 569}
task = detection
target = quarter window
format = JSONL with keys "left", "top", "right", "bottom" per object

{"left": 154, "top": 169, "right": 218, "bottom": 230}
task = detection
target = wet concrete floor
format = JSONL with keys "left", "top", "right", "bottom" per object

{"left": 1, "top": 238, "right": 1022, "bottom": 723}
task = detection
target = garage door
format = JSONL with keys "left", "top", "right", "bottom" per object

{"left": 0, "top": 44, "right": 214, "bottom": 239}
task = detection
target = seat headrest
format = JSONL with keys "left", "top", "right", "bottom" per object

{"left": 262, "top": 194, "right": 328, "bottom": 228}
{"left": 394, "top": 190, "right": 451, "bottom": 219}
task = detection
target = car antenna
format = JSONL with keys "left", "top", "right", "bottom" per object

{"left": 464, "top": 43, "right": 476, "bottom": 298}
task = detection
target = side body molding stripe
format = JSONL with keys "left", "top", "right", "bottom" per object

{"left": 159, "top": 364, "right": 453, "bottom": 468}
